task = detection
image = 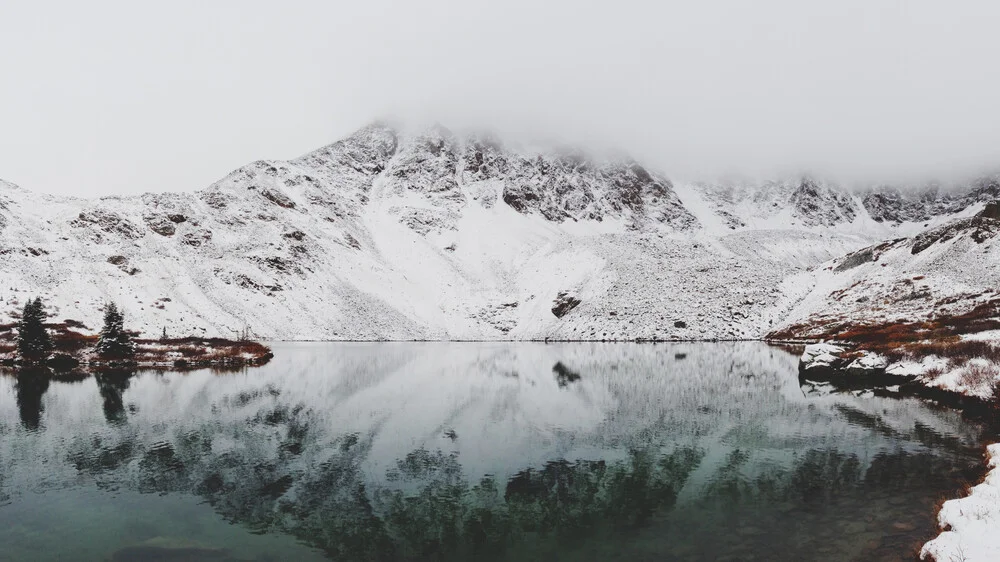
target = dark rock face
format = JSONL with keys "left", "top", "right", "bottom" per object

{"left": 551, "top": 291, "right": 581, "bottom": 318}
{"left": 496, "top": 151, "right": 696, "bottom": 229}
{"left": 790, "top": 178, "right": 858, "bottom": 227}
{"left": 969, "top": 176, "right": 1000, "bottom": 202}
{"left": 200, "top": 188, "right": 233, "bottom": 210}
{"left": 911, "top": 213, "right": 1000, "bottom": 254}
{"left": 145, "top": 214, "right": 176, "bottom": 236}
{"left": 674, "top": 320, "right": 687, "bottom": 329}
{"left": 294, "top": 122, "right": 399, "bottom": 188}
{"left": 861, "top": 187, "right": 949, "bottom": 224}
{"left": 978, "top": 200, "right": 1000, "bottom": 219}
{"left": 72, "top": 208, "right": 143, "bottom": 240}
{"left": 260, "top": 188, "right": 296, "bottom": 209}
{"left": 833, "top": 238, "right": 905, "bottom": 272}
{"left": 107, "top": 255, "right": 128, "bottom": 266}
{"left": 860, "top": 177, "right": 1000, "bottom": 225}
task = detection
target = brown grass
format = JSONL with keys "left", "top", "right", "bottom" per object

{"left": 0, "top": 322, "right": 98, "bottom": 355}
{"left": 132, "top": 337, "right": 272, "bottom": 367}
{"left": 0, "top": 324, "right": 271, "bottom": 369}
{"left": 769, "top": 298, "right": 1000, "bottom": 370}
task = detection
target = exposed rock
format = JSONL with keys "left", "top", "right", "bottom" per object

{"left": 978, "top": 200, "right": 1000, "bottom": 220}
{"left": 107, "top": 255, "right": 128, "bottom": 266}
{"left": 260, "top": 188, "right": 296, "bottom": 209}
{"left": 911, "top": 214, "right": 1000, "bottom": 254}
{"left": 200, "top": 188, "right": 233, "bottom": 210}
{"left": 343, "top": 233, "right": 361, "bottom": 250}
{"left": 145, "top": 214, "right": 176, "bottom": 236}
{"left": 72, "top": 208, "right": 143, "bottom": 239}
{"left": 551, "top": 291, "right": 581, "bottom": 318}
{"left": 181, "top": 229, "right": 213, "bottom": 247}
{"left": 789, "top": 178, "right": 858, "bottom": 227}
{"left": 496, "top": 149, "right": 697, "bottom": 229}
{"left": 833, "top": 239, "right": 905, "bottom": 272}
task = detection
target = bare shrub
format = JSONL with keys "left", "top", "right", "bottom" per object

{"left": 958, "top": 362, "right": 1000, "bottom": 389}
{"left": 922, "top": 366, "right": 946, "bottom": 380}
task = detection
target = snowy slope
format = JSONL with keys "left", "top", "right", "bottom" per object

{"left": 0, "top": 123, "right": 996, "bottom": 340}
{"left": 770, "top": 201, "right": 1000, "bottom": 339}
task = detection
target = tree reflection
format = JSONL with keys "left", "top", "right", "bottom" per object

{"left": 95, "top": 370, "right": 133, "bottom": 425}
{"left": 14, "top": 368, "right": 51, "bottom": 430}
{"left": 0, "top": 341, "right": 990, "bottom": 562}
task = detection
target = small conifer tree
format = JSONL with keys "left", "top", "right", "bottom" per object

{"left": 16, "top": 297, "right": 53, "bottom": 361}
{"left": 94, "top": 302, "right": 135, "bottom": 359}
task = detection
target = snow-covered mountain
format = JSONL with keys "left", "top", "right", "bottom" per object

{"left": 770, "top": 201, "right": 1000, "bottom": 341}
{"left": 0, "top": 122, "right": 995, "bottom": 340}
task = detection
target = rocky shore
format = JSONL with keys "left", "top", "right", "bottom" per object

{"left": 797, "top": 342, "right": 999, "bottom": 561}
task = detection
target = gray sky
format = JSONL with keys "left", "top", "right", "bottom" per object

{"left": 2, "top": 0, "right": 1000, "bottom": 196}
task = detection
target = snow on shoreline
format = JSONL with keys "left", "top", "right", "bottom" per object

{"left": 922, "top": 444, "right": 1000, "bottom": 562}
{"left": 799, "top": 343, "right": 1000, "bottom": 562}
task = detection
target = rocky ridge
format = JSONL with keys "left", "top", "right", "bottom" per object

{"left": 0, "top": 123, "right": 997, "bottom": 340}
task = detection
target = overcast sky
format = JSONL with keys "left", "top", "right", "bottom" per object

{"left": 2, "top": 1, "right": 999, "bottom": 196}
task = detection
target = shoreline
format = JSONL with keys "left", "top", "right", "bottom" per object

{"left": 797, "top": 342, "right": 999, "bottom": 561}
{"left": 0, "top": 332, "right": 273, "bottom": 373}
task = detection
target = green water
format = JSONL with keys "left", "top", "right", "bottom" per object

{"left": 0, "top": 342, "right": 989, "bottom": 561}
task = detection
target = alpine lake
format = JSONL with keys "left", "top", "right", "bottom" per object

{"left": 0, "top": 342, "right": 990, "bottom": 561}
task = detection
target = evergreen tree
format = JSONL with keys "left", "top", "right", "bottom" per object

{"left": 94, "top": 302, "right": 135, "bottom": 359}
{"left": 16, "top": 297, "right": 52, "bottom": 361}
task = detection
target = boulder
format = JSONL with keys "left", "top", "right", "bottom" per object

{"left": 800, "top": 343, "right": 846, "bottom": 370}
{"left": 551, "top": 291, "right": 581, "bottom": 318}
{"left": 144, "top": 214, "right": 176, "bottom": 236}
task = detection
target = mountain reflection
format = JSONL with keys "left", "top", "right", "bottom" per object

{"left": 0, "top": 343, "right": 990, "bottom": 561}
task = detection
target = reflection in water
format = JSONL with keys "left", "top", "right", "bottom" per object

{"left": 552, "top": 361, "right": 581, "bottom": 388}
{"left": 14, "top": 368, "right": 50, "bottom": 430}
{"left": 0, "top": 342, "right": 991, "bottom": 562}
{"left": 95, "top": 371, "right": 133, "bottom": 425}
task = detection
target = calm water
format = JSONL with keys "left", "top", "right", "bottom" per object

{"left": 0, "top": 342, "right": 989, "bottom": 562}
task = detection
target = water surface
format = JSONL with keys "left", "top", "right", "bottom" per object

{"left": 0, "top": 342, "right": 988, "bottom": 561}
